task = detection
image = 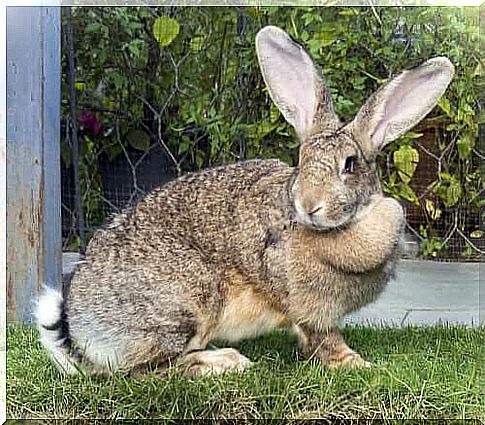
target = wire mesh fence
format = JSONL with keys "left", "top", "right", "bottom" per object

{"left": 60, "top": 6, "right": 483, "bottom": 261}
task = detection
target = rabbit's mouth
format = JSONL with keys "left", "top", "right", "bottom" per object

{"left": 293, "top": 199, "right": 357, "bottom": 231}
{"left": 307, "top": 214, "right": 355, "bottom": 232}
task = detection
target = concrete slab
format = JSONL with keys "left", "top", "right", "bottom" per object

{"left": 345, "top": 260, "right": 482, "bottom": 327}
{"left": 63, "top": 253, "right": 483, "bottom": 327}
{"left": 403, "top": 310, "right": 480, "bottom": 326}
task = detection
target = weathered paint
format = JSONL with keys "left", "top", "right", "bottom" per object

{"left": 1, "top": 5, "right": 7, "bottom": 420}
{"left": 6, "top": 7, "right": 61, "bottom": 323}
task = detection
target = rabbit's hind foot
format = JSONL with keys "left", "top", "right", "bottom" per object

{"left": 178, "top": 348, "right": 253, "bottom": 378}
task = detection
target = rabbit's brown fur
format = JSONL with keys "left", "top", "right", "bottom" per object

{"left": 37, "top": 26, "right": 454, "bottom": 376}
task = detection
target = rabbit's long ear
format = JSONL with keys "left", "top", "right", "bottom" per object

{"left": 352, "top": 57, "right": 454, "bottom": 152}
{"left": 256, "top": 26, "right": 339, "bottom": 141}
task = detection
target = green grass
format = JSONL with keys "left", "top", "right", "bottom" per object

{"left": 7, "top": 324, "right": 484, "bottom": 420}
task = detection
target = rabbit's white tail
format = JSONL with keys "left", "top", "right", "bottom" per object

{"left": 35, "top": 286, "right": 81, "bottom": 375}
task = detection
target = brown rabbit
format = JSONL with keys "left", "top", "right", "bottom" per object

{"left": 36, "top": 26, "right": 454, "bottom": 377}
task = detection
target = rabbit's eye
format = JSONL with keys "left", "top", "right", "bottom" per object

{"left": 343, "top": 156, "right": 357, "bottom": 174}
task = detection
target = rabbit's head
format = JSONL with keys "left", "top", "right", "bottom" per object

{"left": 256, "top": 26, "right": 454, "bottom": 230}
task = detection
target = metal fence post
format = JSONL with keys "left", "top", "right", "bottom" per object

{"left": 6, "top": 6, "right": 61, "bottom": 323}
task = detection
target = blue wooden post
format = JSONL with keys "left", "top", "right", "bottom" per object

{"left": 6, "top": 7, "right": 61, "bottom": 323}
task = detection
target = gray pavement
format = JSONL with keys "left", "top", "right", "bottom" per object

{"left": 62, "top": 253, "right": 483, "bottom": 327}
{"left": 345, "top": 260, "right": 482, "bottom": 327}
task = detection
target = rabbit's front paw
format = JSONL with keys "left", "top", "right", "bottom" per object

{"left": 327, "top": 350, "right": 371, "bottom": 369}
{"left": 359, "top": 195, "right": 404, "bottom": 236}
{"left": 179, "top": 348, "right": 253, "bottom": 378}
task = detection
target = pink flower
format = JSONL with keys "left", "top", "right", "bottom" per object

{"left": 78, "top": 111, "right": 103, "bottom": 136}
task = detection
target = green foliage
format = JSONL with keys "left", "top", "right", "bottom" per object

{"left": 63, "top": 6, "right": 482, "bottom": 260}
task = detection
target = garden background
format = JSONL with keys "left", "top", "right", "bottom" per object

{"left": 61, "top": 6, "right": 483, "bottom": 261}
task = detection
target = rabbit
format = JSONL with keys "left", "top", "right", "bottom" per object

{"left": 36, "top": 26, "right": 454, "bottom": 377}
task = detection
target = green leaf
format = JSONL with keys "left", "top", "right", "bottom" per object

{"left": 393, "top": 145, "right": 419, "bottom": 184}
{"left": 396, "top": 183, "right": 419, "bottom": 205}
{"left": 153, "top": 16, "right": 180, "bottom": 47}
{"left": 445, "top": 179, "right": 462, "bottom": 207}
{"left": 434, "top": 173, "right": 462, "bottom": 208}
{"left": 438, "top": 97, "right": 452, "bottom": 117}
{"left": 424, "top": 198, "right": 442, "bottom": 220}
{"left": 190, "top": 35, "right": 204, "bottom": 52}
{"left": 312, "top": 30, "right": 339, "bottom": 48}
{"left": 470, "top": 230, "right": 483, "bottom": 238}
{"left": 269, "top": 104, "right": 281, "bottom": 123}
{"left": 123, "top": 40, "right": 143, "bottom": 57}
{"left": 106, "top": 144, "right": 122, "bottom": 161}
{"left": 109, "top": 71, "right": 124, "bottom": 90}
{"left": 85, "top": 22, "right": 101, "bottom": 33}
{"left": 75, "top": 81, "right": 86, "bottom": 91}
{"left": 461, "top": 243, "right": 475, "bottom": 258}
{"left": 256, "top": 120, "right": 277, "bottom": 139}
{"left": 178, "top": 138, "right": 191, "bottom": 155}
{"left": 456, "top": 132, "right": 475, "bottom": 160}
{"left": 404, "top": 131, "right": 423, "bottom": 139}
{"left": 126, "top": 129, "right": 150, "bottom": 151}
{"left": 439, "top": 171, "right": 453, "bottom": 181}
